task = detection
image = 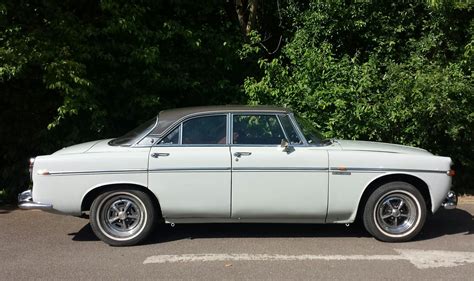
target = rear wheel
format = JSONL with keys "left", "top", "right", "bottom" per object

{"left": 363, "top": 182, "right": 426, "bottom": 242}
{"left": 90, "top": 189, "right": 155, "bottom": 246}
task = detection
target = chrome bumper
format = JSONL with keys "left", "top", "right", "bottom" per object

{"left": 441, "top": 191, "right": 457, "bottom": 210}
{"left": 18, "top": 190, "right": 53, "bottom": 210}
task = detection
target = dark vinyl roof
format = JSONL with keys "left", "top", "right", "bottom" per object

{"left": 154, "top": 105, "right": 290, "bottom": 136}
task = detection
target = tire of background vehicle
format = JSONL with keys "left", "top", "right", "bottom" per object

{"left": 90, "top": 189, "right": 155, "bottom": 246}
{"left": 363, "top": 181, "right": 426, "bottom": 242}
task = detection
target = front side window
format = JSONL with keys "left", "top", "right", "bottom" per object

{"left": 159, "top": 126, "right": 180, "bottom": 145}
{"left": 278, "top": 114, "right": 302, "bottom": 144}
{"left": 233, "top": 115, "right": 285, "bottom": 145}
{"left": 182, "top": 115, "right": 227, "bottom": 144}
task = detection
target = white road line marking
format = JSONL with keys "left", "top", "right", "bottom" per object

{"left": 395, "top": 249, "right": 474, "bottom": 269}
{"left": 143, "top": 249, "right": 474, "bottom": 269}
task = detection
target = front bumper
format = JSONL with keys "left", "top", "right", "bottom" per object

{"left": 18, "top": 190, "right": 53, "bottom": 210}
{"left": 441, "top": 191, "right": 457, "bottom": 210}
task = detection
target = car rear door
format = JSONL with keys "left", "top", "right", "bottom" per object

{"left": 230, "top": 113, "right": 328, "bottom": 221}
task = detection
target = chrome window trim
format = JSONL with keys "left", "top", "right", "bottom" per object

{"left": 156, "top": 109, "right": 287, "bottom": 141}
{"left": 288, "top": 113, "right": 309, "bottom": 146}
{"left": 152, "top": 110, "right": 296, "bottom": 147}
{"left": 276, "top": 115, "right": 290, "bottom": 142}
{"left": 226, "top": 112, "right": 232, "bottom": 146}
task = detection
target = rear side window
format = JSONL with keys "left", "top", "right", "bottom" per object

{"left": 182, "top": 115, "right": 227, "bottom": 144}
{"left": 233, "top": 115, "right": 285, "bottom": 145}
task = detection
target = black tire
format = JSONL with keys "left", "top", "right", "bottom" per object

{"left": 90, "top": 189, "right": 155, "bottom": 246}
{"left": 363, "top": 181, "right": 426, "bottom": 242}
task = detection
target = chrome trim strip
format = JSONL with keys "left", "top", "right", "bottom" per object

{"left": 289, "top": 113, "right": 309, "bottom": 146}
{"left": 332, "top": 171, "right": 351, "bottom": 175}
{"left": 44, "top": 167, "right": 447, "bottom": 176}
{"left": 233, "top": 167, "right": 328, "bottom": 172}
{"left": 179, "top": 123, "right": 183, "bottom": 145}
{"left": 47, "top": 169, "right": 148, "bottom": 176}
{"left": 329, "top": 167, "right": 448, "bottom": 174}
{"left": 149, "top": 167, "right": 231, "bottom": 173}
{"left": 227, "top": 112, "right": 232, "bottom": 145}
{"left": 276, "top": 115, "right": 290, "bottom": 142}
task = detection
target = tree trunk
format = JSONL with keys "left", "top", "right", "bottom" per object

{"left": 231, "top": 0, "right": 259, "bottom": 36}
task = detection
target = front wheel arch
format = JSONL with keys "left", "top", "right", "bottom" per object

{"left": 355, "top": 174, "right": 432, "bottom": 223}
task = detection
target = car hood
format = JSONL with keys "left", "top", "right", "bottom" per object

{"left": 53, "top": 139, "right": 110, "bottom": 155}
{"left": 336, "top": 140, "right": 432, "bottom": 155}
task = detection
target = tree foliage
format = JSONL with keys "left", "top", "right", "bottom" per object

{"left": 245, "top": 1, "right": 474, "bottom": 192}
{"left": 0, "top": 0, "right": 249, "bottom": 201}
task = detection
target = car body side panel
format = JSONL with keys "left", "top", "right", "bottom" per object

{"left": 327, "top": 151, "right": 452, "bottom": 223}
{"left": 31, "top": 148, "right": 150, "bottom": 215}
{"left": 231, "top": 146, "right": 328, "bottom": 221}
{"left": 147, "top": 146, "right": 232, "bottom": 218}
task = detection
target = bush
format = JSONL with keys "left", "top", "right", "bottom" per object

{"left": 245, "top": 1, "right": 474, "bottom": 193}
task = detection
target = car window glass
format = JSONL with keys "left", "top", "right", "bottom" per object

{"left": 278, "top": 114, "right": 302, "bottom": 144}
{"left": 182, "top": 115, "right": 227, "bottom": 144}
{"left": 233, "top": 115, "right": 285, "bottom": 145}
{"left": 159, "top": 126, "right": 180, "bottom": 145}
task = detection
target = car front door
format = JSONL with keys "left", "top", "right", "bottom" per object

{"left": 148, "top": 114, "right": 231, "bottom": 219}
{"left": 230, "top": 113, "right": 328, "bottom": 221}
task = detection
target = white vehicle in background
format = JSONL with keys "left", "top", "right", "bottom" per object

{"left": 19, "top": 105, "right": 457, "bottom": 246}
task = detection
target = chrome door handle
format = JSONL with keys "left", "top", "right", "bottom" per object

{"left": 151, "top": 153, "right": 170, "bottom": 158}
{"left": 233, "top": 152, "right": 252, "bottom": 157}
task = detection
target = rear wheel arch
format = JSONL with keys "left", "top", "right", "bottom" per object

{"left": 81, "top": 183, "right": 163, "bottom": 221}
{"left": 356, "top": 174, "right": 432, "bottom": 222}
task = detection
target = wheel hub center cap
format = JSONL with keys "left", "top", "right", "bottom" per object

{"left": 391, "top": 209, "right": 401, "bottom": 217}
{"left": 118, "top": 211, "right": 127, "bottom": 220}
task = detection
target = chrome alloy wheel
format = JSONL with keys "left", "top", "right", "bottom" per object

{"left": 374, "top": 191, "right": 420, "bottom": 236}
{"left": 96, "top": 192, "right": 147, "bottom": 241}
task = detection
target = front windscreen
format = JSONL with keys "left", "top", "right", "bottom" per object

{"left": 109, "top": 117, "right": 158, "bottom": 146}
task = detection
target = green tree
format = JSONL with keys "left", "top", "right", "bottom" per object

{"left": 245, "top": 0, "right": 474, "bottom": 192}
{"left": 0, "top": 0, "right": 250, "bottom": 202}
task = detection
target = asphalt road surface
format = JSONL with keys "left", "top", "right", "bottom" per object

{"left": 1, "top": 204, "right": 473, "bottom": 280}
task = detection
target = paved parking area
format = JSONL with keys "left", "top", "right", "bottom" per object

{"left": 1, "top": 204, "right": 473, "bottom": 280}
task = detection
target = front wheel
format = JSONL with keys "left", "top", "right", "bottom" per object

{"left": 363, "top": 182, "right": 426, "bottom": 242}
{"left": 90, "top": 189, "right": 155, "bottom": 246}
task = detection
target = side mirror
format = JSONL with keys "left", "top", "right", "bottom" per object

{"left": 280, "top": 139, "right": 294, "bottom": 153}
